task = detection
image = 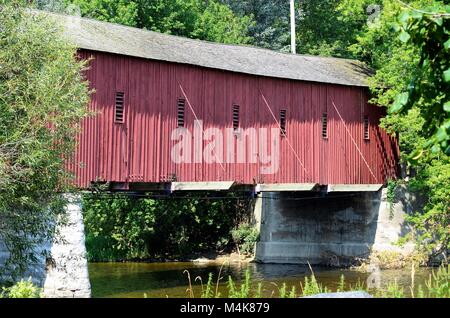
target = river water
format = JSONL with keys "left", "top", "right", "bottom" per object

{"left": 88, "top": 262, "right": 434, "bottom": 298}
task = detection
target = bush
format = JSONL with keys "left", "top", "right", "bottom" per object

{"left": 85, "top": 234, "right": 126, "bottom": 262}
{"left": 354, "top": 250, "right": 428, "bottom": 271}
{"left": 1, "top": 279, "right": 41, "bottom": 298}
{"left": 231, "top": 223, "right": 259, "bottom": 255}
{"left": 83, "top": 192, "right": 254, "bottom": 261}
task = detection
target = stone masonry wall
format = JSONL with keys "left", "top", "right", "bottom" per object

{"left": 0, "top": 194, "right": 91, "bottom": 298}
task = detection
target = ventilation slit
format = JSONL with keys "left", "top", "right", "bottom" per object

{"left": 322, "top": 112, "right": 328, "bottom": 139}
{"left": 280, "top": 109, "right": 287, "bottom": 136}
{"left": 114, "top": 92, "right": 125, "bottom": 123}
{"left": 364, "top": 115, "right": 370, "bottom": 140}
{"left": 233, "top": 104, "right": 240, "bottom": 131}
{"left": 177, "top": 98, "right": 185, "bottom": 127}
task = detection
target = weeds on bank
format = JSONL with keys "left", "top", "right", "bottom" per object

{"left": 353, "top": 250, "right": 428, "bottom": 271}
{"left": 184, "top": 263, "right": 352, "bottom": 298}
{"left": 370, "top": 264, "right": 449, "bottom": 298}
{"left": 0, "top": 278, "right": 42, "bottom": 298}
{"left": 183, "top": 263, "right": 449, "bottom": 298}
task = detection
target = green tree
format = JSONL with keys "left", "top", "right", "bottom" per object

{"left": 390, "top": 2, "right": 450, "bottom": 259}
{"left": 35, "top": 0, "right": 138, "bottom": 26}
{"left": 135, "top": 0, "right": 201, "bottom": 37}
{"left": 0, "top": 1, "right": 90, "bottom": 278}
{"left": 296, "top": 0, "right": 355, "bottom": 57}
{"left": 221, "top": 0, "right": 291, "bottom": 51}
{"left": 390, "top": 2, "right": 450, "bottom": 155}
{"left": 223, "top": 0, "right": 379, "bottom": 56}
{"left": 82, "top": 192, "right": 253, "bottom": 261}
{"left": 350, "top": 0, "right": 449, "bottom": 261}
{"left": 59, "top": 0, "right": 254, "bottom": 44}
{"left": 192, "top": 0, "right": 254, "bottom": 44}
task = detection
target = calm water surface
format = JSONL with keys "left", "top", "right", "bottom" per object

{"left": 88, "top": 262, "right": 435, "bottom": 298}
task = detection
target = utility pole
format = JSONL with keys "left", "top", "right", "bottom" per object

{"left": 290, "top": 0, "right": 296, "bottom": 54}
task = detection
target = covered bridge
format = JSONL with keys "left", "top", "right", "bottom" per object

{"left": 8, "top": 13, "right": 408, "bottom": 293}
{"left": 51, "top": 12, "right": 399, "bottom": 192}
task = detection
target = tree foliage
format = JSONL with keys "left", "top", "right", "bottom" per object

{"left": 220, "top": 0, "right": 291, "bottom": 51}
{"left": 295, "top": 0, "right": 371, "bottom": 57}
{"left": 230, "top": 223, "right": 259, "bottom": 255}
{"left": 221, "top": 0, "right": 382, "bottom": 57}
{"left": 0, "top": 1, "right": 90, "bottom": 277}
{"left": 83, "top": 192, "right": 253, "bottom": 261}
{"left": 407, "top": 157, "right": 450, "bottom": 258}
{"left": 191, "top": 0, "right": 254, "bottom": 44}
{"left": 349, "top": 0, "right": 449, "bottom": 260}
{"left": 391, "top": 2, "right": 450, "bottom": 156}
{"left": 56, "top": 0, "right": 254, "bottom": 44}
{"left": 396, "top": 3, "right": 450, "bottom": 255}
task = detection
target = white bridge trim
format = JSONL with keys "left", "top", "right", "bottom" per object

{"left": 170, "top": 181, "right": 235, "bottom": 191}
{"left": 327, "top": 184, "right": 383, "bottom": 192}
{"left": 256, "top": 183, "right": 318, "bottom": 192}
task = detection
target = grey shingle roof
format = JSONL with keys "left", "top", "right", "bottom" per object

{"left": 41, "top": 10, "right": 371, "bottom": 87}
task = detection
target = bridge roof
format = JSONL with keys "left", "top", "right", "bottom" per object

{"left": 38, "top": 10, "right": 371, "bottom": 87}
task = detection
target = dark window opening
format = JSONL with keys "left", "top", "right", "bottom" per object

{"left": 114, "top": 92, "right": 125, "bottom": 123}
{"left": 177, "top": 98, "right": 185, "bottom": 127}
{"left": 280, "top": 109, "right": 287, "bottom": 136}
{"left": 322, "top": 112, "right": 328, "bottom": 139}
{"left": 364, "top": 115, "right": 370, "bottom": 140}
{"left": 233, "top": 104, "right": 240, "bottom": 131}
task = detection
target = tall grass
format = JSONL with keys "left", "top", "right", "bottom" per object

{"left": 373, "top": 264, "right": 449, "bottom": 298}
{"left": 182, "top": 264, "right": 449, "bottom": 298}
{"left": 183, "top": 265, "right": 337, "bottom": 298}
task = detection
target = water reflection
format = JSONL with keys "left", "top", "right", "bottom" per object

{"left": 88, "top": 262, "right": 433, "bottom": 298}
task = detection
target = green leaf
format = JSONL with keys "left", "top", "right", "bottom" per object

{"left": 391, "top": 23, "right": 401, "bottom": 32}
{"left": 398, "top": 11, "right": 410, "bottom": 24}
{"left": 443, "top": 68, "right": 450, "bottom": 82}
{"left": 399, "top": 31, "right": 411, "bottom": 43}
{"left": 445, "top": 145, "right": 450, "bottom": 155}
{"left": 443, "top": 119, "right": 450, "bottom": 129}
{"left": 436, "top": 127, "right": 448, "bottom": 142}
{"left": 432, "top": 17, "right": 443, "bottom": 26}
{"left": 444, "top": 38, "right": 450, "bottom": 50}
{"left": 411, "top": 11, "right": 423, "bottom": 20}
{"left": 444, "top": 101, "right": 450, "bottom": 112}
{"left": 431, "top": 144, "right": 441, "bottom": 153}
{"left": 390, "top": 92, "right": 409, "bottom": 113}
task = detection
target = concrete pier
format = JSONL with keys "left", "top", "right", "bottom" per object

{"left": 254, "top": 187, "right": 415, "bottom": 265}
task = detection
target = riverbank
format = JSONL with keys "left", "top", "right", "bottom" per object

{"left": 87, "top": 251, "right": 254, "bottom": 265}
{"left": 191, "top": 252, "right": 254, "bottom": 265}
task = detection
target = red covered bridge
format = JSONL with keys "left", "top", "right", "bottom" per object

{"left": 55, "top": 13, "right": 399, "bottom": 191}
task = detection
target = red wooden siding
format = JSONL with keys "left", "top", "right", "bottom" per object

{"left": 70, "top": 50, "right": 399, "bottom": 188}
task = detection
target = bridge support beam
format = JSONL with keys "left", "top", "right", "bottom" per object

{"left": 254, "top": 187, "right": 416, "bottom": 265}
